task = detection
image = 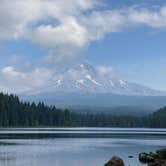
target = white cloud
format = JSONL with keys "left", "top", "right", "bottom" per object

{"left": 0, "top": 0, "right": 97, "bottom": 40}
{"left": 32, "top": 16, "right": 88, "bottom": 48}
{"left": 97, "top": 66, "right": 113, "bottom": 76}
{"left": 0, "top": 0, "right": 42, "bottom": 40}
{"left": 81, "top": 6, "right": 166, "bottom": 43}
{"left": 0, "top": 66, "right": 53, "bottom": 94}
{"left": 128, "top": 6, "right": 166, "bottom": 28}
{"left": 0, "top": 1, "right": 166, "bottom": 63}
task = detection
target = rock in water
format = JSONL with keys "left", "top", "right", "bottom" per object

{"left": 139, "top": 149, "right": 166, "bottom": 166}
{"left": 104, "top": 156, "right": 125, "bottom": 166}
{"left": 139, "top": 153, "right": 155, "bottom": 163}
{"left": 156, "top": 149, "right": 166, "bottom": 159}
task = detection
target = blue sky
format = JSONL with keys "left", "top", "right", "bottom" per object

{"left": 87, "top": 26, "right": 166, "bottom": 90}
{"left": 0, "top": 0, "right": 166, "bottom": 93}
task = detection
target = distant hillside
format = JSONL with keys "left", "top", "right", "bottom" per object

{"left": 22, "top": 93, "right": 166, "bottom": 114}
{"left": 69, "top": 105, "right": 153, "bottom": 116}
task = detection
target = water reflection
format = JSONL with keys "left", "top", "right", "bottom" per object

{"left": 0, "top": 152, "right": 16, "bottom": 166}
{"left": 0, "top": 128, "right": 165, "bottom": 166}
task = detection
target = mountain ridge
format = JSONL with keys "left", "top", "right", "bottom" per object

{"left": 30, "top": 63, "right": 165, "bottom": 96}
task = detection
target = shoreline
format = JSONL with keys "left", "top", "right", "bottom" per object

{"left": 104, "top": 148, "right": 166, "bottom": 166}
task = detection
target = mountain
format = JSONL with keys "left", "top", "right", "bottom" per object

{"left": 21, "top": 63, "right": 166, "bottom": 114}
{"left": 31, "top": 63, "right": 165, "bottom": 96}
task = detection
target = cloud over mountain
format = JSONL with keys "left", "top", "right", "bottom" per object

{"left": 0, "top": 63, "right": 164, "bottom": 96}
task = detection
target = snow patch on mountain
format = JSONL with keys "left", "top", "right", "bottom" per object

{"left": 31, "top": 63, "right": 165, "bottom": 96}
{"left": 85, "top": 74, "right": 102, "bottom": 86}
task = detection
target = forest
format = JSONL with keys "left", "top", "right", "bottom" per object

{"left": 0, "top": 92, "right": 166, "bottom": 128}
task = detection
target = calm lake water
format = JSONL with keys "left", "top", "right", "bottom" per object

{"left": 0, "top": 128, "right": 165, "bottom": 166}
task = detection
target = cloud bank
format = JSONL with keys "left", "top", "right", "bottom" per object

{"left": 0, "top": 0, "right": 166, "bottom": 62}
{"left": 0, "top": 66, "right": 53, "bottom": 94}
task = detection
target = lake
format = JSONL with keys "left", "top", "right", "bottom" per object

{"left": 0, "top": 128, "right": 165, "bottom": 166}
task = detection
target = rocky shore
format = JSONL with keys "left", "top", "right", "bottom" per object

{"left": 104, "top": 148, "right": 166, "bottom": 166}
{"left": 139, "top": 149, "right": 166, "bottom": 166}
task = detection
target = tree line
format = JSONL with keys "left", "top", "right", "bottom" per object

{"left": 0, "top": 92, "right": 165, "bottom": 128}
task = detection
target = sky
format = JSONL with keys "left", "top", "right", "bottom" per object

{"left": 0, "top": 0, "right": 166, "bottom": 93}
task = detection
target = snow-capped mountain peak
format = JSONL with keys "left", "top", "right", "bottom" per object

{"left": 35, "top": 63, "right": 165, "bottom": 96}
